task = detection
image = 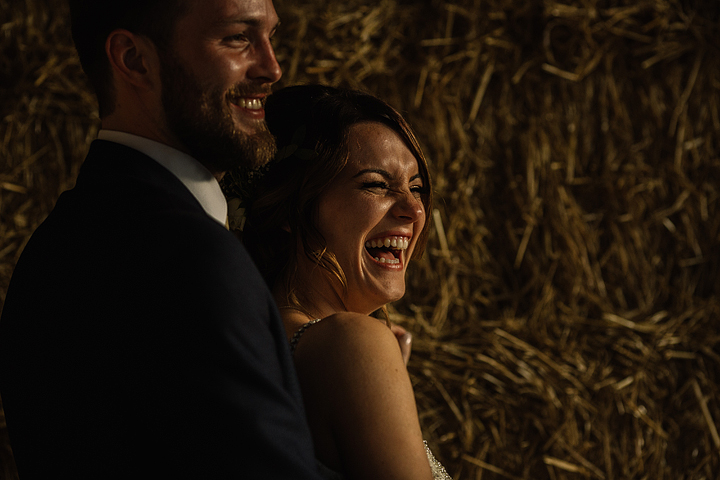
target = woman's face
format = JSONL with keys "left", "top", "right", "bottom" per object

{"left": 315, "top": 122, "right": 427, "bottom": 314}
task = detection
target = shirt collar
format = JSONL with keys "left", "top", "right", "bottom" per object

{"left": 97, "top": 130, "right": 227, "bottom": 226}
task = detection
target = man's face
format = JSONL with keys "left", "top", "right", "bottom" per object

{"left": 160, "top": 0, "right": 282, "bottom": 174}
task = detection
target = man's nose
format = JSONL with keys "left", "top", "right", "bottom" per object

{"left": 248, "top": 37, "right": 282, "bottom": 84}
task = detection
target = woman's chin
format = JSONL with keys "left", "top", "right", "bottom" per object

{"left": 372, "top": 287, "right": 406, "bottom": 309}
{"left": 344, "top": 289, "right": 404, "bottom": 315}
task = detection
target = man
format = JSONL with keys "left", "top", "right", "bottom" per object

{"left": 0, "top": 0, "right": 322, "bottom": 477}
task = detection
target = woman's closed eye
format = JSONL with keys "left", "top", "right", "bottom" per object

{"left": 362, "top": 181, "right": 426, "bottom": 198}
{"left": 410, "top": 184, "right": 427, "bottom": 197}
{"left": 361, "top": 181, "right": 390, "bottom": 192}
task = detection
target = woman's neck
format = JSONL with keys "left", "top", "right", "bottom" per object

{"left": 273, "top": 280, "right": 345, "bottom": 339}
{"left": 274, "top": 264, "right": 349, "bottom": 314}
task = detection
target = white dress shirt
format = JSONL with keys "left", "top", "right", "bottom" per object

{"left": 97, "top": 130, "right": 227, "bottom": 226}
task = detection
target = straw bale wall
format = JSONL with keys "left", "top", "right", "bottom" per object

{"left": 1, "top": 0, "right": 719, "bottom": 478}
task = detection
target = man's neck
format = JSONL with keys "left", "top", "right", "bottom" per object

{"left": 102, "top": 117, "right": 179, "bottom": 151}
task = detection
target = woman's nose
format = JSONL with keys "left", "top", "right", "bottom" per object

{"left": 392, "top": 192, "right": 424, "bottom": 222}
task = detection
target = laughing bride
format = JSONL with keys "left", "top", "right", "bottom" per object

{"left": 226, "top": 84, "right": 451, "bottom": 480}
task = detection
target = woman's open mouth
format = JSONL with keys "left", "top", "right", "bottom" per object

{"left": 364, "top": 235, "right": 410, "bottom": 266}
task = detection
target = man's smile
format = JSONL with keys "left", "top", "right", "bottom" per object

{"left": 233, "top": 97, "right": 263, "bottom": 110}
{"left": 230, "top": 95, "right": 267, "bottom": 119}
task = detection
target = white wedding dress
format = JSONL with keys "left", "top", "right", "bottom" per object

{"left": 290, "top": 319, "right": 453, "bottom": 480}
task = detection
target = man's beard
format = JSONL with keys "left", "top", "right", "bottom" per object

{"left": 159, "top": 53, "right": 277, "bottom": 173}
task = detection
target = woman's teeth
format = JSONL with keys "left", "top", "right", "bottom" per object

{"left": 364, "top": 236, "right": 410, "bottom": 250}
{"left": 364, "top": 236, "right": 410, "bottom": 265}
{"left": 374, "top": 257, "right": 400, "bottom": 265}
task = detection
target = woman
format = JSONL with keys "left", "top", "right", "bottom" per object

{"left": 226, "top": 85, "right": 450, "bottom": 480}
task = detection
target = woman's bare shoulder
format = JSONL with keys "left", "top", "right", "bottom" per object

{"left": 293, "top": 312, "right": 401, "bottom": 366}
{"left": 292, "top": 312, "right": 432, "bottom": 480}
{"left": 292, "top": 311, "right": 411, "bottom": 418}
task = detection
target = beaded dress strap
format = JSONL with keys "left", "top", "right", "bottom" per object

{"left": 289, "top": 318, "right": 323, "bottom": 354}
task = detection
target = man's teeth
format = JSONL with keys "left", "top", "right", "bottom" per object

{"left": 364, "top": 236, "right": 410, "bottom": 250}
{"left": 237, "top": 98, "right": 263, "bottom": 110}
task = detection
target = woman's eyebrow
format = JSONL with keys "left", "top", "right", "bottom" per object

{"left": 352, "top": 168, "right": 392, "bottom": 179}
{"left": 353, "top": 169, "right": 424, "bottom": 183}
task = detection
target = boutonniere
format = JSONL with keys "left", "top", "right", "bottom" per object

{"left": 221, "top": 162, "right": 269, "bottom": 232}
{"left": 226, "top": 197, "right": 246, "bottom": 232}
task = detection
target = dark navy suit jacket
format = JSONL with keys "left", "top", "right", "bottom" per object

{"left": 0, "top": 140, "right": 321, "bottom": 478}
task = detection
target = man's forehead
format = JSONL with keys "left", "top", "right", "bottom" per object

{"left": 183, "top": 0, "right": 278, "bottom": 27}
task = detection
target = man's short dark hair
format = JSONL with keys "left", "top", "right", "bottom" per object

{"left": 69, "top": 0, "right": 188, "bottom": 117}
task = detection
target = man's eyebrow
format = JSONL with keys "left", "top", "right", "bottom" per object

{"left": 217, "top": 17, "right": 280, "bottom": 31}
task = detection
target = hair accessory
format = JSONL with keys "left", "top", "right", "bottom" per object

{"left": 221, "top": 124, "right": 317, "bottom": 231}
{"left": 275, "top": 125, "right": 317, "bottom": 161}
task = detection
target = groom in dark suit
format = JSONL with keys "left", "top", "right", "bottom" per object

{"left": 0, "top": 0, "right": 322, "bottom": 478}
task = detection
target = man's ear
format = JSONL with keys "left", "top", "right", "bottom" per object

{"left": 105, "top": 29, "right": 160, "bottom": 91}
